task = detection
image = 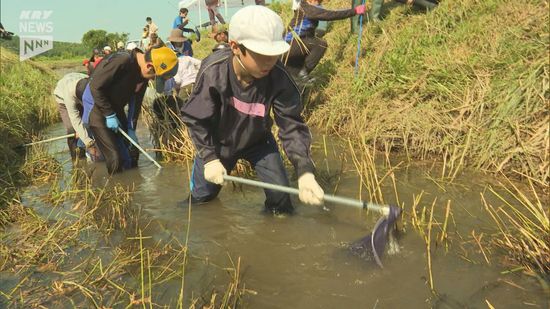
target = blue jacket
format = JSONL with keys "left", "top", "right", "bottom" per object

{"left": 285, "top": 2, "right": 355, "bottom": 42}
{"left": 172, "top": 16, "right": 187, "bottom": 29}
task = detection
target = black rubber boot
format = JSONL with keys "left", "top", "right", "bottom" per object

{"left": 179, "top": 193, "right": 218, "bottom": 207}
{"left": 194, "top": 27, "right": 201, "bottom": 42}
{"left": 413, "top": 0, "right": 437, "bottom": 10}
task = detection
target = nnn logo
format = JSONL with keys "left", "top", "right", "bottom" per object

{"left": 19, "top": 10, "right": 54, "bottom": 61}
{"left": 20, "top": 36, "right": 53, "bottom": 61}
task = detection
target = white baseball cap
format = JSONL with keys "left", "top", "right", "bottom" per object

{"left": 228, "top": 6, "right": 289, "bottom": 56}
{"left": 103, "top": 46, "right": 112, "bottom": 51}
{"left": 126, "top": 42, "right": 138, "bottom": 51}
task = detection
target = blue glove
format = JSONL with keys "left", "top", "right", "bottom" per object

{"left": 105, "top": 114, "right": 120, "bottom": 132}
{"left": 128, "top": 129, "right": 139, "bottom": 144}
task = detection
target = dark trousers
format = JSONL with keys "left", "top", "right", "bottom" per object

{"left": 197, "top": 21, "right": 212, "bottom": 28}
{"left": 88, "top": 107, "right": 138, "bottom": 174}
{"left": 395, "top": 0, "right": 437, "bottom": 10}
{"left": 57, "top": 102, "right": 85, "bottom": 160}
{"left": 182, "top": 40, "right": 193, "bottom": 57}
{"left": 190, "top": 135, "right": 293, "bottom": 214}
{"left": 207, "top": 5, "right": 226, "bottom": 25}
{"left": 285, "top": 35, "right": 328, "bottom": 73}
{"left": 180, "top": 27, "right": 195, "bottom": 33}
{"left": 369, "top": 0, "right": 384, "bottom": 21}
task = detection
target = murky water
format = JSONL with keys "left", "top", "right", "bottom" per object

{"left": 7, "top": 121, "right": 546, "bottom": 308}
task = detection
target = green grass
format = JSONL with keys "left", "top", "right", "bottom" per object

{"left": 0, "top": 36, "right": 89, "bottom": 60}
{"left": 190, "top": 27, "right": 228, "bottom": 60}
{"left": 307, "top": 0, "right": 549, "bottom": 189}
{"left": 34, "top": 56, "right": 84, "bottom": 69}
{"left": 0, "top": 47, "right": 59, "bottom": 208}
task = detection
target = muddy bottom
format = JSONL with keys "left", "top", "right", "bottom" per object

{"left": 3, "top": 122, "right": 547, "bottom": 308}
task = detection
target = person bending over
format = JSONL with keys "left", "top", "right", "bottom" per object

{"left": 82, "top": 46, "right": 178, "bottom": 174}
{"left": 53, "top": 73, "right": 102, "bottom": 161}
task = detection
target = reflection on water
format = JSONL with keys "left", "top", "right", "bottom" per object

{"left": 10, "top": 123, "right": 548, "bottom": 308}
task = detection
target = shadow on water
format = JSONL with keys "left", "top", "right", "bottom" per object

{"left": 1, "top": 122, "right": 547, "bottom": 308}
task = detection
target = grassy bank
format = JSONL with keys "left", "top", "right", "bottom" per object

{"left": 0, "top": 47, "right": 59, "bottom": 208}
{"left": 300, "top": 0, "right": 549, "bottom": 277}
{"left": 307, "top": 0, "right": 549, "bottom": 189}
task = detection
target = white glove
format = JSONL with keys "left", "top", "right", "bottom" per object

{"left": 204, "top": 159, "right": 227, "bottom": 185}
{"left": 298, "top": 173, "right": 324, "bottom": 205}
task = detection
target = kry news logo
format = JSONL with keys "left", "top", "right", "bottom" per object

{"left": 19, "top": 10, "right": 54, "bottom": 61}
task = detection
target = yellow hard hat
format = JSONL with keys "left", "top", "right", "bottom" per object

{"left": 148, "top": 46, "right": 178, "bottom": 78}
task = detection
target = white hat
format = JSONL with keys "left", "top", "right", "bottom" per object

{"left": 228, "top": 6, "right": 289, "bottom": 56}
{"left": 103, "top": 46, "right": 112, "bottom": 51}
{"left": 126, "top": 42, "right": 137, "bottom": 50}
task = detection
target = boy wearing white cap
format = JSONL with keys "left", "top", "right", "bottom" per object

{"left": 181, "top": 6, "right": 324, "bottom": 214}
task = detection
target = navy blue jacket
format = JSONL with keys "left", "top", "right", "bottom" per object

{"left": 181, "top": 49, "right": 315, "bottom": 176}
